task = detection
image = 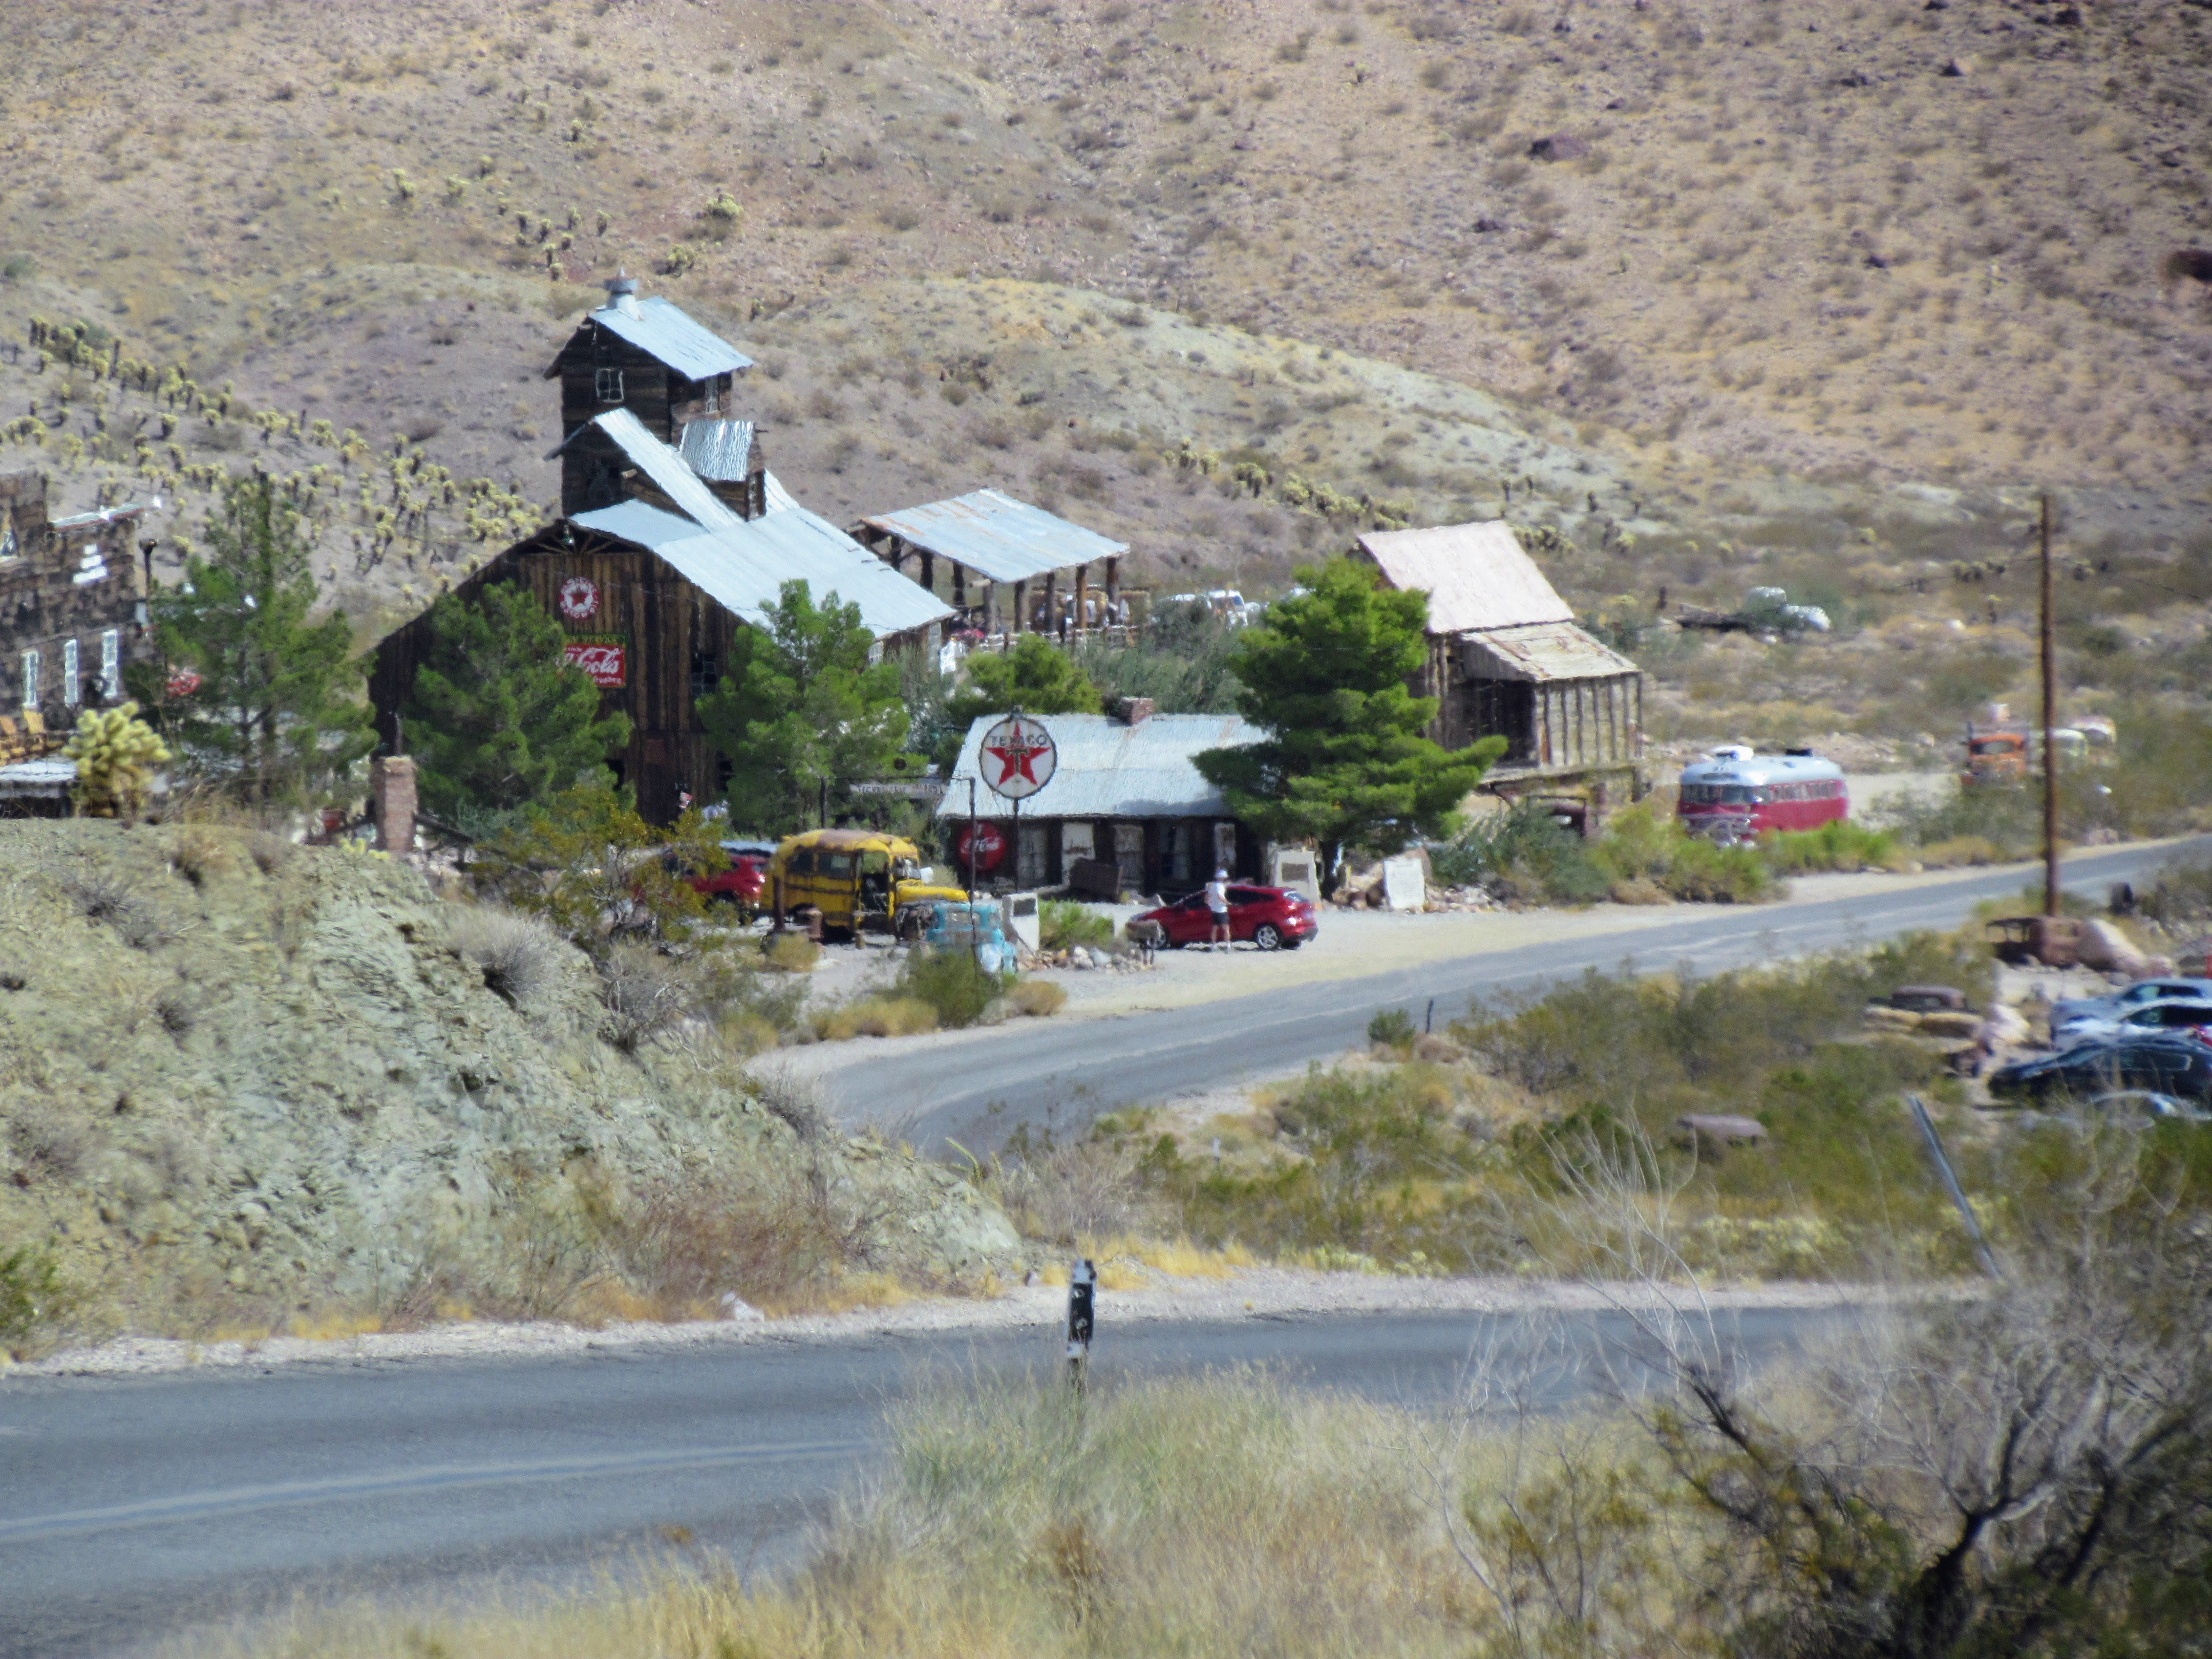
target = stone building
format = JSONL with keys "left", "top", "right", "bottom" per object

{"left": 1, "top": 470, "right": 153, "bottom": 733}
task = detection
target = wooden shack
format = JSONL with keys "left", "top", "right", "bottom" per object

{"left": 370, "top": 413, "right": 950, "bottom": 825}
{"left": 545, "top": 274, "right": 754, "bottom": 516}
{"left": 853, "top": 489, "right": 1129, "bottom": 641}
{"left": 1355, "top": 521, "right": 1643, "bottom": 820}
{"left": 1, "top": 471, "right": 152, "bottom": 739}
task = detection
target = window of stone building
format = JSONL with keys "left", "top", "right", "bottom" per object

{"left": 20, "top": 649, "right": 38, "bottom": 709}
{"left": 100, "top": 630, "right": 121, "bottom": 701}
{"left": 61, "top": 639, "right": 80, "bottom": 706}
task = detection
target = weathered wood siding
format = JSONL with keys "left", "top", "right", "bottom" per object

{"left": 369, "top": 530, "right": 745, "bottom": 825}
{"left": 550, "top": 321, "right": 732, "bottom": 513}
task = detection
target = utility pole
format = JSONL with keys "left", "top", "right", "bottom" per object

{"left": 2039, "top": 493, "right": 2060, "bottom": 918}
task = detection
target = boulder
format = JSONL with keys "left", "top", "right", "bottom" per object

{"left": 2076, "top": 918, "right": 2150, "bottom": 974}
{"left": 1528, "top": 133, "right": 1590, "bottom": 162}
{"left": 1919, "top": 1010, "right": 1983, "bottom": 1040}
{"left": 1865, "top": 1005, "right": 1924, "bottom": 1032}
{"left": 1676, "top": 1114, "right": 1768, "bottom": 1150}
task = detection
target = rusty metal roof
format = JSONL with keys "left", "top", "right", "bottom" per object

{"left": 1458, "top": 621, "right": 1638, "bottom": 684}
{"left": 937, "top": 712, "right": 1263, "bottom": 821}
{"left": 1356, "top": 521, "right": 1573, "bottom": 633}
{"left": 857, "top": 490, "right": 1126, "bottom": 584}
{"left": 675, "top": 419, "right": 757, "bottom": 482}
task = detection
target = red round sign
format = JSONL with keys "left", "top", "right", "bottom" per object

{"left": 979, "top": 713, "right": 1057, "bottom": 801}
{"left": 956, "top": 821, "right": 1006, "bottom": 873}
{"left": 558, "top": 576, "right": 601, "bottom": 622}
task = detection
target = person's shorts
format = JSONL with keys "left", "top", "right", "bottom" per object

{"left": 1208, "top": 907, "right": 1229, "bottom": 925}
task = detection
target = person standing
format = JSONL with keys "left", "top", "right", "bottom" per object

{"left": 1205, "top": 868, "right": 1231, "bottom": 951}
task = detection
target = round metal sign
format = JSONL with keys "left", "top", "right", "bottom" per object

{"left": 558, "top": 576, "right": 601, "bottom": 622}
{"left": 979, "top": 713, "right": 1057, "bottom": 801}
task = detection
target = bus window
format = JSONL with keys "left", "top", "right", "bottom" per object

{"left": 786, "top": 849, "right": 816, "bottom": 875}
{"left": 822, "top": 853, "right": 856, "bottom": 877}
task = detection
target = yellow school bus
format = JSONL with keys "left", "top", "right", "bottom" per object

{"left": 769, "top": 828, "right": 967, "bottom": 939}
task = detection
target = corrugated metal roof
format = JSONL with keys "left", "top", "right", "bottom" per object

{"left": 0, "top": 757, "right": 76, "bottom": 798}
{"left": 578, "top": 294, "right": 752, "bottom": 380}
{"left": 1459, "top": 621, "right": 1639, "bottom": 684}
{"left": 937, "top": 712, "right": 1263, "bottom": 820}
{"left": 50, "top": 503, "right": 148, "bottom": 531}
{"left": 858, "top": 490, "right": 1128, "bottom": 584}
{"left": 675, "top": 419, "right": 757, "bottom": 482}
{"left": 561, "top": 409, "right": 742, "bottom": 531}
{"left": 571, "top": 494, "right": 953, "bottom": 644}
{"left": 762, "top": 470, "right": 800, "bottom": 515}
{"left": 1356, "top": 521, "right": 1573, "bottom": 633}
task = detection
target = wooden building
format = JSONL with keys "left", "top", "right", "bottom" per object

{"left": 370, "top": 410, "right": 951, "bottom": 825}
{"left": 1, "top": 471, "right": 153, "bottom": 738}
{"left": 936, "top": 704, "right": 1264, "bottom": 896}
{"left": 545, "top": 274, "right": 754, "bottom": 516}
{"left": 853, "top": 489, "right": 1128, "bottom": 641}
{"left": 1355, "top": 521, "right": 1643, "bottom": 820}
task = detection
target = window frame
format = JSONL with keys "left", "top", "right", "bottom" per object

{"left": 594, "top": 366, "right": 625, "bottom": 404}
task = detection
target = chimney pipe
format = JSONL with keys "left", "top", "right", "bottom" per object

{"left": 606, "top": 269, "right": 640, "bottom": 319}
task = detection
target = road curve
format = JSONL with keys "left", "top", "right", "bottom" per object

{"left": 812, "top": 838, "right": 2201, "bottom": 1155}
{"left": 0, "top": 1307, "right": 1835, "bottom": 1658}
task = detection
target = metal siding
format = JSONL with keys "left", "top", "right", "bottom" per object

{"left": 857, "top": 490, "right": 1128, "bottom": 585}
{"left": 561, "top": 409, "right": 742, "bottom": 531}
{"left": 675, "top": 419, "right": 758, "bottom": 481}
{"left": 937, "top": 713, "right": 1265, "bottom": 821}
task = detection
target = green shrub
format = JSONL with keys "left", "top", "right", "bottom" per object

{"left": 1591, "top": 803, "right": 1781, "bottom": 902}
{"left": 897, "top": 946, "right": 1009, "bottom": 1029}
{"left": 1760, "top": 819, "right": 1904, "bottom": 874}
{"left": 1040, "top": 899, "right": 1114, "bottom": 951}
{"left": 1432, "top": 801, "right": 1609, "bottom": 905}
{"left": 0, "top": 1243, "right": 71, "bottom": 1348}
{"left": 1367, "top": 1007, "right": 1417, "bottom": 1050}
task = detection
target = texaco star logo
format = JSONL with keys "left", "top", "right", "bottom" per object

{"left": 558, "top": 576, "right": 600, "bottom": 622}
{"left": 979, "top": 713, "right": 1057, "bottom": 800}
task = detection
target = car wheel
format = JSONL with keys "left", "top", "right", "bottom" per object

{"left": 1253, "top": 923, "right": 1284, "bottom": 951}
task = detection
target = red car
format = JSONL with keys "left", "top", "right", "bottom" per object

{"left": 1135, "top": 884, "right": 1318, "bottom": 951}
{"left": 664, "top": 839, "right": 772, "bottom": 921}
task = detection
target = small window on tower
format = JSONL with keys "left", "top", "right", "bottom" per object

{"left": 690, "top": 649, "right": 719, "bottom": 701}
{"left": 702, "top": 378, "right": 719, "bottom": 416}
{"left": 594, "top": 366, "right": 624, "bottom": 403}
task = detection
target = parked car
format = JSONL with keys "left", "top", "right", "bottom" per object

{"left": 2053, "top": 999, "right": 2212, "bottom": 1044}
{"left": 655, "top": 841, "right": 771, "bottom": 922}
{"left": 1988, "top": 1035, "right": 2212, "bottom": 1105}
{"left": 903, "top": 898, "right": 1012, "bottom": 970}
{"left": 2050, "top": 977, "right": 2212, "bottom": 1033}
{"left": 1132, "top": 884, "right": 1318, "bottom": 951}
{"left": 2085, "top": 1091, "right": 2212, "bottom": 1126}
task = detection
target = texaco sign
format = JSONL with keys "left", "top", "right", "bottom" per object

{"left": 558, "top": 576, "right": 601, "bottom": 623}
{"left": 979, "top": 713, "right": 1057, "bottom": 801}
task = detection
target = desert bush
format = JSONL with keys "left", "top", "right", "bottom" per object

{"left": 1433, "top": 801, "right": 1610, "bottom": 905}
{"left": 1756, "top": 819, "right": 1904, "bottom": 874}
{"left": 1006, "top": 979, "right": 1067, "bottom": 1017}
{"left": 1590, "top": 803, "right": 1781, "bottom": 902}
{"left": 813, "top": 995, "right": 939, "bottom": 1041}
{"left": 448, "top": 904, "right": 566, "bottom": 1007}
{"left": 764, "top": 932, "right": 821, "bottom": 974}
{"left": 50, "top": 862, "right": 169, "bottom": 947}
{"left": 897, "top": 946, "right": 1008, "bottom": 1029}
{"left": 1367, "top": 1006, "right": 1417, "bottom": 1051}
{"left": 2136, "top": 855, "right": 2212, "bottom": 927}
{"left": 747, "top": 1064, "right": 833, "bottom": 1142}
{"left": 0, "top": 1242, "right": 73, "bottom": 1349}
{"left": 595, "top": 941, "right": 690, "bottom": 1052}
{"left": 1040, "top": 899, "right": 1113, "bottom": 951}
{"left": 985, "top": 1124, "right": 1166, "bottom": 1245}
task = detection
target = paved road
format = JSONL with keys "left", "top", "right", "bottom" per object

{"left": 815, "top": 839, "right": 2201, "bottom": 1155}
{"left": 0, "top": 1307, "right": 1834, "bottom": 1658}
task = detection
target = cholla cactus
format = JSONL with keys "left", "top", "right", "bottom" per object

{"left": 63, "top": 702, "right": 170, "bottom": 819}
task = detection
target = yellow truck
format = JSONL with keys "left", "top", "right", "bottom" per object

{"left": 768, "top": 828, "right": 967, "bottom": 940}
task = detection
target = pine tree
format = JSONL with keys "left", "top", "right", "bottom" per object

{"left": 934, "top": 633, "right": 1102, "bottom": 770}
{"left": 1196, "top": 557, "right": 1502, "bottom": 893}
{"left": 400, "top": 582, "right": 632, "bottom": 823}
{"left": 699, "top": 580, "right": 908, "bottom": 833}
{"left": 148, "top": 472, "right": 374, "bottom": 802}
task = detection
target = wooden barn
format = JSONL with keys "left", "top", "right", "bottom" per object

{"left": 1355, "top": 521, "right": 1644, "bottom": 821}
{"left": 2, "top": 470, "right": 153, "bottom": 739}
{"left": 853, "top": 489, "right": 1129, "bottom": 640}
{"left": 372, "top": 284, "right": 952, "bottom": 825}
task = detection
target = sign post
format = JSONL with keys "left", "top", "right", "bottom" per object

{"left": 979, "top": 708, "right": 1056, "bottom": 895}
{"left": 1066, "top": 1257, "right": 1096, "bottom": 1390}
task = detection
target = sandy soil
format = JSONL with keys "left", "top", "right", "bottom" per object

{"left": 12, "top": 1268, "right": 1877, "bottom": 1381}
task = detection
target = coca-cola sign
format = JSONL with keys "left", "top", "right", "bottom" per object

{"left": 563, "top": 635, "right": 627, "bottom": 687}
{"left": 955, "top": 820, "right": 1006, "bottom": 873}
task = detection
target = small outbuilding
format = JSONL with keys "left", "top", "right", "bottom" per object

{"left": 854, "top": 489, "right": 1129, "bottom": 640}
{"left": 937, "top": 702, "right": 1264, "bottom": 895}
{"left": 2, "top": 471, "right": 153, "bottom": 734}
{"left": 1355, "top": 520, "right": 1643, "bottom": 820}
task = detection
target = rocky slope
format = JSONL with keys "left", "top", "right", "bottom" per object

{"left": 0, "top": 820, "right": 1018, "bottom": 1348}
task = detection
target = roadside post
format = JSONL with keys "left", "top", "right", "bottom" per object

{"left": 1908, "top": 1094, "right": 2001, "bottom": 1281}
{"left": 1066, "top": 1257, "right": 1096, "bottom": 1389}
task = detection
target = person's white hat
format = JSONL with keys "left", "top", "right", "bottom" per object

{"left": 1215, "top": 868, "right": 1227, "bottom": 879}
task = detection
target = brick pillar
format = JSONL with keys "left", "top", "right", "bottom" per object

{"left": 371, "top": 756, "right": 417, "bottom": 854}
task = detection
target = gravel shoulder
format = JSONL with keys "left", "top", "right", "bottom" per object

{"left": 8, "top": 1269, "right": 1874, "bottom": 1381}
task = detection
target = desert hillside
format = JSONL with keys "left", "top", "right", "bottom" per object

{"left": 0, "top": 0, "right": 2206, "bottom": 746}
